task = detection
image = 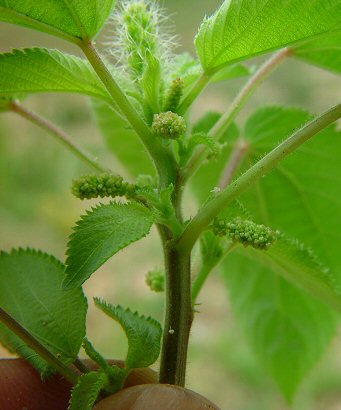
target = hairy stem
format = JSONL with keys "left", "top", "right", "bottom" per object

{"left": 218, "top": 138, "right": 250, "bottom": 189}
{"left": 10, "top": 100, "right": 107, "bottom": 173}
{"left": 80, "top": 40, "right": 177, "bottom": 189}
{"left": 177, "top": 103, "right": 341, "bottom": 253}
{"left": 177, "top": 73, "right": 210, "bottom": 115}
{"left": 0, "top": 307, "right": 79, "bottom": 384}
{"left": 159, "top": 228, "right": 193, "bottom": 386}
{"left": 183, "top": 48, "right": 290, "bottom": 182}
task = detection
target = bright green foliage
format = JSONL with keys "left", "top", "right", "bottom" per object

{"left": 239, "top": 107, "right": 341, "bottom": 288}
{"left": 118, "top": 0, "right": 161, "bottom": 78}
{"left": 94, "top": 299, "right": 162, "bottom": 369}
{"left": 222, "top": 253, "right": 338, "bottom": 401}
{"left": 72, "top": 173, "right": 136, "bottom": 200}
{"left": 92, "top": 100, "right": 155, "bottom": 177}
{"left": 69, "top": 371, "right": 107, "bottom": 410}
{"left": 0, "top": 0, "right": 116, "bottom": 43}
{"left": 164, "top": 78, "right": 184, "bottom": 113}
{"left": 293, "top": 31, "right": 341, "bottom": 76}
{"left": 145, "top": 268, "right": 165, "bottom": 292}
{"left": 0, "top": 249, "right": 87, "bottom": 375}
{"left": 195, "top": 0, "right": 341, "bottom": 74}
{"left": 210, "top": 64, "right": 256, "bottom": 83}
{"left": 152, "top": 111, "right": 187, "bottom": 140}
{"left": 0, "top": 48, "right": 110, "bottom": 102}
{"left": 140, "top": 52, "right": 163, "bottom": 122}
{"left": 64, "top": 202, "right": 155, "bottom": 289}
{"left": 213, "top": 217, "right": 278, "bottom": 250}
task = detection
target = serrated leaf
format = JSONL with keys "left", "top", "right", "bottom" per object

{"left": 69, "top": 371, "right": 107, "bottom": 410}
{"left": 222, "top": 252, "right": 338, "bottom": 400}
{"left": 195, "top": 0, "right": 341, "bottom": 74}
{"left": 0, "top": 249, "right": 87, "bottom": 375}
{"left": 0, "top": 48, "right": 110, "bottom": 102}
{"left": 210, "top": 64, "right": 256, "bottom": 83}
{"left": 0, "top": 0, "right": 116, "bottom": 43}
{"left": 293, "top": 31, "right": 341, "bottom": 75}
{"left": 238, "top": 106, "right": 341, "bottom": 288}
{"left": 92, "top": 100, "right": 155, "bottom": 177}
{"left": 94, "top": 300, "right": 162, "bottom": 369}
{"left": 64, "top": 202, "right": 155, "bottom": 289}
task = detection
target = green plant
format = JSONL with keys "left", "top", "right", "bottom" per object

{"left": 0, "top": 0, "right": 341, "bottom": 408}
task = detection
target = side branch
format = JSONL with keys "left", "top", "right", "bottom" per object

{"left": 80, "top": 40, "right": 177, "bottom": 188}
{"left": 177, "top": 103, "right": 341, "bottom": 253}
{"left": 10, "top": 100, "right": 107, "bottom": 173}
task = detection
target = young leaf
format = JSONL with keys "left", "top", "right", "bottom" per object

{"left": 64, "top": 202, "right": 155, "bottom": 289}
{"left": 239, "top": 106, "right": 341, "bottom": 287}
{"left": 222, "top": 253, "right": 338, "bottom": 401}
{"left": 0, "top": 249, "right": 87, "bottom": 375}
{"left": 69, "top": 371, "right": 107, "bottom": 410}
{"left": 293, "top": 31, "right": 341, "bottom": 76}
{"left": 0, "top": 48, "right": 110, "bottom": 102}
{"left": 222, "top": 252, "right": 338, "bottom": 400}
{"left": 140, "top": 52, "right": 162, "bottom": 122}
{"left": 94, "top": 300, "right": 162, "bottom": 369}
{"left": 92, "top": 100, "right": 155, "bottom": 177}
{"left": 0, "top": 0, "right": 116, "bottom": 44}
{"left": 195, "top": 0, "right": 341, "bottom": 74}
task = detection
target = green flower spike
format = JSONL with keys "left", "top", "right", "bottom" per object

{"left": 152, "top": 111, "right": 186, "bottom": 140}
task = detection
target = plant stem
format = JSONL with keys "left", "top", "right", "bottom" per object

{"left": 159, "top": 232, "right": 193, "bottom": 386}
{"left": 9, "top": 100, "right": 107, "bottom": 173}
{"left": 177, "top": 103, "right": 341, "bottom": 253}
{"left": 191, "top": 242, "right": 236, "bottom": 304}
{"left": 0, "top": 307, "right": 79, "bottom": 384}
{"left": 219, "top": 138, "right": 250, "bottom": 189}
{"left": 80, "top": 40, "right": 177, "bottom": 189}
{"left": 73, "top": 357, "right": 91, "bottom": 374}
{"left": 182, "top": 48, "right": 290, "bottom": 182}
{"left": 177, "top": 73, "right": 210, "bottom": 115}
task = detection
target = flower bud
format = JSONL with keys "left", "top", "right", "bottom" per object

{"left": 152, "top": 111, "right": 186, "bottom": 139}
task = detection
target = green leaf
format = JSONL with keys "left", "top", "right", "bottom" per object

{"left": 94, "top": 299, "right": 162, "bottom": 369}
{"left": 210, "top": 64, "right": 256, "bottom": 83}
{"left": 0, "top": 0, "right": 116, "bottom": 43}
{"left": 0, "top": 48, "right": 110, "bottom": 102}
{"left": 64, "top": 201, "right": 155, "bottom": 289}
{"left": 69, "top": 371, "right": 107, "bottom": 410}
{"left": 293, "top": 31, "right": 341, "bottom": 75}
{"left": 239, "top": 106, "right": 341, "bottom": 288}
{"left": 92, "top": 100, "right": 155, "bottom": 178}
{"left": 140, "top": 52, "right": 162, "bottom": 122}
{"left": 195, "top": 0, "right": 341, "bottom": 74}
{"left": 0, "top": 249, "right": 87, "bottom": 375}
{"left": 222, "top": 253, "right": 338, "bottom": 401}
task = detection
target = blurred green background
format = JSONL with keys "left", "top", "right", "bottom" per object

{"left": 1, "top": 1, "right": 341, "bottom": 409}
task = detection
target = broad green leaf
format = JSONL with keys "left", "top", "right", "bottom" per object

{"left": 0, "top": 0, "right": 116, "bottom": 43}
{"left": 222, "top": 253, "right": 338, "bottom": 400}
{"left": 210, "top": 64, "right": 256, "bottom": 83}
{"left": 190, "top": 112, "right": 239, "bottom": 203}
{"left": 92, "top": 100, "right": 155, "bottom": 177}
{"left": 0, "top": 48, "right": 110, "bottom": 102}
{"left": 239, "top": 106, "right": 341, "bottom": 288}
{"left": 0, "top": 249, "right": 87, "bottom": 375}
{"left": 69, "top": 371, "right": 107, "bottom": 410}
{"left": 293, "top": 31, "right": 341, "bottom": 75}
{"left": 195, "top": 0, "right": 341, "bottom": 74}
{"left": 64, "top": 202, "right": 155, "bottom": 289}
{"left": 94, "top": 299, "right": 162, "bottom": 369}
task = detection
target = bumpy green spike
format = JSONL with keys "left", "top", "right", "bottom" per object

{"left": 72, "top": 173, "right": 136, "bottom": 200}
{"left": 152, "top": 111, "right": 186, "bottom": 139}
{"left": 164, "top": 78, "right": 184, "bottom": 112}
{"left": 213, "top": 217, "right": 278, "bottom": 250}
{"left": 145, "top": 268, "right": 165, "bottom": 292}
